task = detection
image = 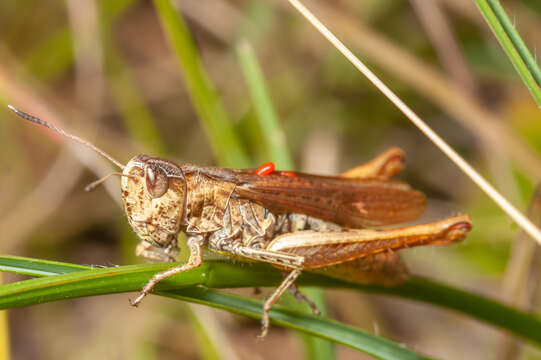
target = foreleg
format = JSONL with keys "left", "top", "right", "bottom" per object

{"left": 130, "top": 235, "right": 204, "bottom": 306}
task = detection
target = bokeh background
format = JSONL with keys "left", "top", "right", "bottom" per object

{"left": 1, "top": 0, "right": 541, "bottom": 359}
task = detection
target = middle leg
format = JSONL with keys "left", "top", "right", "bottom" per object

{"left": 259, "top": 269, "right": 302, "bottom": 338}
{"left": 215, "top": 243, "right": 306, "bottom": 337}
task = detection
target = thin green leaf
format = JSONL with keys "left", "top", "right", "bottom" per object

{"left": 237, "top": 41, "right": 293, "bottom": 169}
{"left": 104, "top": 45, "right": 167, "bottom": 155}
{"left": 0, "top": 274, "right": 9, "bottom": 360}
{"left": 23, "top": 28, "right": 74, "bottom": 81}
{"left": 474, "top": 0, "right": 541, "bottom": 106}
{"left": 97, "top": 0, "right": 167, "bottom": 156}
{"left": 186, "top": 307, "right": 223, "bottom": 360}
{"left": 1, "top": 256, "right": 541, "bottom": 348}
{"left": 152, "top": 0, "right": 251, "bottom": 168}
{"left": 23, "top": 0, "right": 138, "bottom": 82}
{"left": 162, "top": 287, "right": 434, "bottom": 360}
{"left": 486, "top": 0, "right": 541, "bottom": 88}
{"left": 0, "top": 255, "right": 88, "bottom": 277}
{"left": 294, "top": 288, "right": 335, "bottom": 360}
{"left": 0, "top": 256, "right": 431, "bottom": 360}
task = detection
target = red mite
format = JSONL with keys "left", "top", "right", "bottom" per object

{"left": 278, "top": 171, "right": 297, "bottom": 178}
{"left": 255, "top": 162, "right": 276, "bottom": 176}
{"left": 255, "top": 162, "right": 297, "bottom": 178}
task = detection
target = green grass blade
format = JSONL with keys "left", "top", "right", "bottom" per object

{"left": 2, "top": 256, "right": 541, "bottom": 347}
{"left": 236, "top": 41, "right": 293, "bottom": 169}
{"left": 98, "top": 0, "right": 138, "bottom": 24}
{"left": 97, "top": 0, "right": 167, "bottom": 156}
{"left": 474, "top": 0, "right": 541, "bottom": 106}
{"left": 23, "top": 28, "right": 74, "bottom": 81}
{"left": 0, "top": 256, "right": 431, "bottom": 360}
{"left": 186, "top": 307, "right": 223, "bottom": 360}
{"left": 486, "top": 0, "right": 541, "bottom": 88}
{"left": 0, "top": 255, "right": 88, "bottom": 277}
{"left": 24, "top": 0, "right": 138, "bottom": 82}
{"left": 152, "top": 0, "right": 251, "bottom": 168}
{"left": 0, "top": 258, "right": 279, "bottom": 308}
{"left": 294, "top": 288, "right": 335, "bottom": 360}
{"left": 377, "top": 276, "right": 541, "bottom": 346}
{"left": 162, "top": 287, "right": 434, "bottom": 360}
{"left": 105, "top": 45, "right": 167, "bottom": 155}
{"left": 0, "top": 274, "right": 9, "bottom": 360}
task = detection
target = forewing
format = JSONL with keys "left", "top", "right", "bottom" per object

{"left": 229, "top": 171, "right": 426, "bottom": 228}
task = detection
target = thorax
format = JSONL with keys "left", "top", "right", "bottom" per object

{"left": 183, "top": 171, "right": 342, "bottom": 250}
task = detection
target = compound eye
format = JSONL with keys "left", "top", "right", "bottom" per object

{"left": 145, "top": 166, "right": 169, "bottom": 198}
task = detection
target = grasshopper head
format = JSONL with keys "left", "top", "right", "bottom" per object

{"left": 6, "top": 106, "right": 188, "bottom": 251}
{"left": 121, "top": 155, "right": 187, "bottom": 248}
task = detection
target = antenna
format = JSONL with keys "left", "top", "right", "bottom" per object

{"left": 8, "top": 105, "right": 125, "bottom": 170}
{"left": 84, "top": 172, "right": 136, "bottom": 192}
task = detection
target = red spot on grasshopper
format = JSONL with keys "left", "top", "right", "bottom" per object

{"left": 256, "top": 162, "right": 275, "bottom": 176}
{"left": 255, "top": 162, "right": 296, "bottom": 178}
{"left": 278, "top": 171, "right": 297, "bottom": 178}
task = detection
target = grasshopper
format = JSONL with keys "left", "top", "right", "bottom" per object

{"left": 8, "top": 105, "right": 472, "bottom": 337}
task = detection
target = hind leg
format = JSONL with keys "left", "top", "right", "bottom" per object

{"left": 341, "top": 147, "right": 405, "bottom": 180}
{"left": 287, "top": 279, "right": 321, "bottom": 315}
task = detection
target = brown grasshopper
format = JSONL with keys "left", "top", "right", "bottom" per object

{"left": 8, "top": 105, "right": 472, "bottom": 337}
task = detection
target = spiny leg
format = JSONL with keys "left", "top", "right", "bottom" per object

{"left": 287, "top": 278, "right": 321, "bottom": 316}
{"left": 211, "top": 243, "right": 306, "bottom": 337}
{"left": 267, "top": 215, "right": 472, "bottom": 269}
{"left": 221, "top": 244, "right": 305, "bottom": 269}
{"left": 259, "top": 269, "right": 302, "bottom": 338}
{"left": 130, "top": 235, "right": 203, "bottom": 306}
{"left": 340, "top": 147, "right": 405, "bottom": 180}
